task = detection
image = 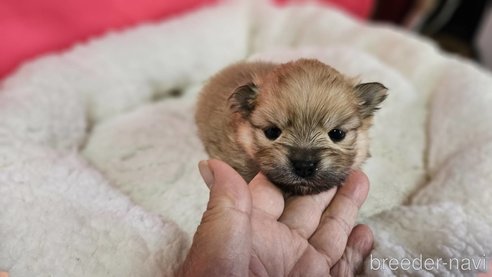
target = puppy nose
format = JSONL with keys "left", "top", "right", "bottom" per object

{"left": 291, "top": 159, "right": 318, "bottom": 178}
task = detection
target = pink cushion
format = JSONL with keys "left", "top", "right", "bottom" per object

{"left": 0, "top": 0, "right": 373, "bottom": 79}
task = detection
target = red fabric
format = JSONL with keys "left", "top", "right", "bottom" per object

{"left": 0, "top": 0, "right": 374, "bottom": 80}
{"left": 0, "top": 0, "right": 218, "bottom": 79}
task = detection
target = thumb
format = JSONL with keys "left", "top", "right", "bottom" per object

{"left": 200, "top": 159, "right": 252, "bottom": 214}
{"left": 179, "top": 160, "right": 252, "bottom": 277}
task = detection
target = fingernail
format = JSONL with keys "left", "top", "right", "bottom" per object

{"left": 198, "top": 160, "right": 214, "bottom": 189}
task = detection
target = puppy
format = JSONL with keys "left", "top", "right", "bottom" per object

{"left": 195, "top": 59, "right": 387, "bottom": 195}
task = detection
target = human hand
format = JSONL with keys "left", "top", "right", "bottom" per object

{"left": 179, "top": 159, "right": 373, "bottom": 276}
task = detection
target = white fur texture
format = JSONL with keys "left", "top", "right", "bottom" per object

{"left": 1, "top": 1, "right": 491, "bottom": 276}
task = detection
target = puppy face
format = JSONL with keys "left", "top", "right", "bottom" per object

{"left": 230, "top": 59, "right": 387, "bottom": 194}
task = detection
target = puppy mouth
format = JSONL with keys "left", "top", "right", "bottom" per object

{"left": 263, "top": 168, "right": 349, "bottom": 195}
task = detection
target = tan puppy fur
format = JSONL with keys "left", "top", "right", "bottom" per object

{"left": 195, "top": 59, "right": 387, "bottom": 195}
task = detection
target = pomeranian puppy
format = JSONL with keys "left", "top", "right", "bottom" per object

{"left": 195, "top": 59, "right": 387, "bottom": 195}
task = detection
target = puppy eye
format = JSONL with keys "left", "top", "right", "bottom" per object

{"left": 328, "top": 129, "right": 346, "bottom": 142}
{"left": 263, "top": 126, "right": 282, "bottom": 140}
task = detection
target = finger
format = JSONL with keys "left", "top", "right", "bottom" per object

{"left": 309, "top": 170, "right": 370, "bottom": 267}
{"left": 331, "top": 224, "right": 374, "bottom": 277}
{"left": 182, "top": 160, "right": 252, "bottom": 277}
{"left": 200, "top": 159, "right": 252, "bottom": 214}
{"left": 278, "top": 188, "right": 337, "bottom": 239}
{"left": 249, "top": 172, "right": 285, "bottom": 219}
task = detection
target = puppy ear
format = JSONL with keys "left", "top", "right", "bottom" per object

{"left": 229, "top": 83, "right": 259, "bottom": 117}
{"left": 354, "top": 82, "right": 388, "bottom": 118}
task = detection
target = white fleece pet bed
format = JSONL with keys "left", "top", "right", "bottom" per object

{"left": 1, "top": 1, "right": 492, "bottom": 276}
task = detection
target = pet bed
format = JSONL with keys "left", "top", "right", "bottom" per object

{"left": 1, "top": 1, "right": 491, "bottom": 276}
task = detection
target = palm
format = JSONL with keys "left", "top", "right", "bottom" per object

{"left": 247, "top": 173, "right": 372, "bottom": 276}
{"left": 250, "top": 214, "right": 328, "bottom": 276}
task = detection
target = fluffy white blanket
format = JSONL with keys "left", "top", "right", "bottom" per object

{"left": 1, "top": 1, "right": 491, "bottom": 276}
